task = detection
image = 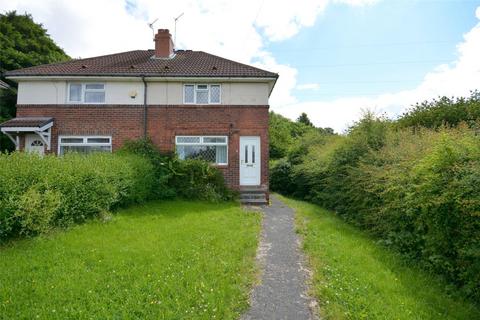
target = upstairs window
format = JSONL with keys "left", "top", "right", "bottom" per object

{"left": 184, "top": 84, "right": 221, "bottom": 104}
{"left": 68, "top": 83, "right": 105, "bottom": 104}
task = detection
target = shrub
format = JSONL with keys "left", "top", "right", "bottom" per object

{"left": 15, "top": 187, "right": 61, "bottom": 236}
{"left": 119, "top": 139, "right": 176, "bottom": 199}
{"left": 271, "top": 110, "right": 480, "bottom": 301}
{"left": 171, "top": 159, "right": 235, "bottom": 202}
{"left": 0, "top": 152, "right": 155, "bottom": 240}
{"left": 397, "top": 91, "right": 480, "bottom": 129}
{"left": 120, "top": 138, "right": 235, "bottom": 202}
{"left": 0, "top": 138, "right": 234, "bottom": 241}
{"left": 270, "top": 159, "right": 294, "bottom": 195}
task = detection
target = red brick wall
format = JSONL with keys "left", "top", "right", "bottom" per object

{"left": 17, "top": 104, "right": 270, "bottom": 190}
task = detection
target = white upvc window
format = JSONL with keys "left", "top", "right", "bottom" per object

{"left": 58, "top": 136, "right": 112, "bottom": 155}
{"left": 175, "top": 136, "right": 228, "bottom": 165}
{"left": 68, "top": 83, "right": 106, "bottom": 104}
{"left": 183, "top": 84, "right": 221, "bottom": 104}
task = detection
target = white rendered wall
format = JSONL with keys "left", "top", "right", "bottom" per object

{"left": 16, "top": 80, "right": 270, "bottom": 105}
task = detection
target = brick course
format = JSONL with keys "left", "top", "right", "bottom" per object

{"left": 17, "top": 104, "right": 269, "bottom": 190}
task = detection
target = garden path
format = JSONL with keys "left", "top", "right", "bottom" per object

{"left": 242, "top": 195, "right": 317, "bottom": 320}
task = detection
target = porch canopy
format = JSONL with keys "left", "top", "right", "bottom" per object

{"left": 0, "top": 117, "right": 53, "bottom": 150}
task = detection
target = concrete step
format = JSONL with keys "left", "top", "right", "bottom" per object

{"left": 239, "top": 185, "right": 268, "bottom": 205}
{"left": 239, "top": 186, "right": 268, "bottom": 193}
{"left": 240, "top": 198, "right": 268, "bottom": 205}
{"left": 240, "top": 193, "right": 266, "bottom": 200}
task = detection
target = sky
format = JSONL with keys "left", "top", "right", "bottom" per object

{"left": 2, "top": 0, "right": 480, "bottom": 132}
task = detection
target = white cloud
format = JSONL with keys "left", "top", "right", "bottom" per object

{"left": 272, "top": 6, "right": 480, "bottom": 133}
{"left": 0, "top": 0, "right": 381, "bottom": 59}
{"left": 1, "top": 0, "right": 391, "bottom": 133}
{"left": 296, "top": 83, "right": 321, "bottom": 90}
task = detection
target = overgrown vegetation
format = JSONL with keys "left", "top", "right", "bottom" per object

{"left": 269, "top": 111, "right": 333, "bottom": 159}
{"left": 0, "top": 200, "right": 260, "bottom": 319}
{"left": 282, "top": 195, "right": 480, "bottom": 319}
{"left": 270, "top": 91, "right": 480, "bottom": 302}
{"left": 0, "top": 139, "right": 233, "bottom": 241}
{"left": 397, "top": 90, "right": 480, "bottom": 129}
{"left": 119, "top": 139, "right": 234, "bottom": 202}
{"left": 0, "top": 11, "right": 70, "bottom": 151}
{"left": 0, "top": 152, "right": 155, "bottom": 240}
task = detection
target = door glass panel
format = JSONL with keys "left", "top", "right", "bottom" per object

{"left": 244, "top": 145, "right": 248, "bottom": 164}
{"left": 31, "top": 140, "right": 44, "bottom": 146}
{"left": 252, "top": 145, "right": 255, "bottom": 163}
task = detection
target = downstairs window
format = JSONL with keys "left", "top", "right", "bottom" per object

{"left": 58, "top": 136, "right": 112, "bottom": 155}
{"left": 175, "top": 136, "right": 228, "bottom": 165}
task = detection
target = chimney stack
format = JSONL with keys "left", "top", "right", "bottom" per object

{"left": 154, "top": 29, "right": 174, "bottom": 58}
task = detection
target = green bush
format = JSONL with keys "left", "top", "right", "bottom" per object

{"left": 0, "top": 152, "right": 155, "bottom": 240}
{"left": 120, "top": 138, "right": 235, "bottom": 202}
{"left": 118, "top": 139, "right": 176, "bottom": 199}
{"left": 397, "top": 91, "right": 480, "bottom": 129}
{"left": 270, "top": 159, "right": 294, "bottom": 195}
{"left": 172, "top": 159, "right": 235, "bottom": 202}
{"left": 272, "top": 111, "right": 480, "bottom": 301}
{"left": 0, "top": 139, "right": 235, "bottom": 241}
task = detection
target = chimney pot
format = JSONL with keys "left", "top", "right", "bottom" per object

{"left": 154, "top": 29, "right": 174, "bottom": 58}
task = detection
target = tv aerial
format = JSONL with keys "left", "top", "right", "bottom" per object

{"left": 174, "top": 13, "right": 184, "bottom": 44}
{"left": 148, "top": 18, "right": 158, "bottom": 39}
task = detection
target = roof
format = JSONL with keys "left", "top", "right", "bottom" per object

{"left": 0, "top": 117, "right": 54, "bottom": 128}
{"left": 0, "top": 80, "right": 10, "bottom": 89}
{"left": 5, "top": 50, "right": 278, "bottom": 79}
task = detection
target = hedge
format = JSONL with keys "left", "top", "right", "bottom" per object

{"left": 271, "top": 115, "right": 480, "bottom": 301}
{"left": 0, "top": 139, "right": 235, "bottom": 241}
{"left": 0, "top": 152, "right": 155, "bottom": 240}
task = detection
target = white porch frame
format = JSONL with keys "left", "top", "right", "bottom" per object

{"left": 1, "top": 122, "right": 53, "bottom": 151}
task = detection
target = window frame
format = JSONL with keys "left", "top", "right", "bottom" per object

{"left": 58, "top": 135, "right": 112, "bottom": 155}
{"left": 175, "top": 135, "right": 228, "bottom": 165}
{"left": 183, "top": 84, "right": 221, "bottom": 105}
{"left": 67, "top": 83, "right": 106, "bottom": 104}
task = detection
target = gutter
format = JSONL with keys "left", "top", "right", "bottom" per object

{"left": 142, "top": 76, "right": 148, "bottom": 138}
{"left": 5, "top": 75, "right": 279, "bottom": 82}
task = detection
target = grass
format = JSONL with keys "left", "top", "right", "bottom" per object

{"left": 0, "top": 200, "right": 261, "bottom": 319}
{"left": 278, "top": 195, "right": 480, "bottom": 320}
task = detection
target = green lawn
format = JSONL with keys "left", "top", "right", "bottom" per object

{"left": 0, "top": 200, "right": 260, "bottom": 319}
{"left": 279, "top": 195, "right": 480, "bottom": 320}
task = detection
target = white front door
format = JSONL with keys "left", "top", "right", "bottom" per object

{"left": 25, "top": 134, "right": 45, "bottom": 156}
{"left": 240, "top": 136, "right": 261, "bottom": 186}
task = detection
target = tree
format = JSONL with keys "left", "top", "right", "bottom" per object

{"left": 0, "top": 11, "right": 70, "bottom": 151}
{"left": 269, "top": 111, "right": 335, "bottom": 159}
{"left": 296, "top": 112, "right": 314, "bottom": 127}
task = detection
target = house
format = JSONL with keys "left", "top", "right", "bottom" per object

{"left": 0, "top": 29, "right": 278, "bottom": 203}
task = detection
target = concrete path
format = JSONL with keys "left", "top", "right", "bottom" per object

{"left": 242, "top": 195, "right": 317, "bottom": 320}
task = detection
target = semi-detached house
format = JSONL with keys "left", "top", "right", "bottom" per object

{"left": 0, "top": 29, "right": 278, "bottom": 203}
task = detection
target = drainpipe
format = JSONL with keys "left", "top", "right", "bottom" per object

{"left": 142, "top": 76, "right": 148, "bottom": 138}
